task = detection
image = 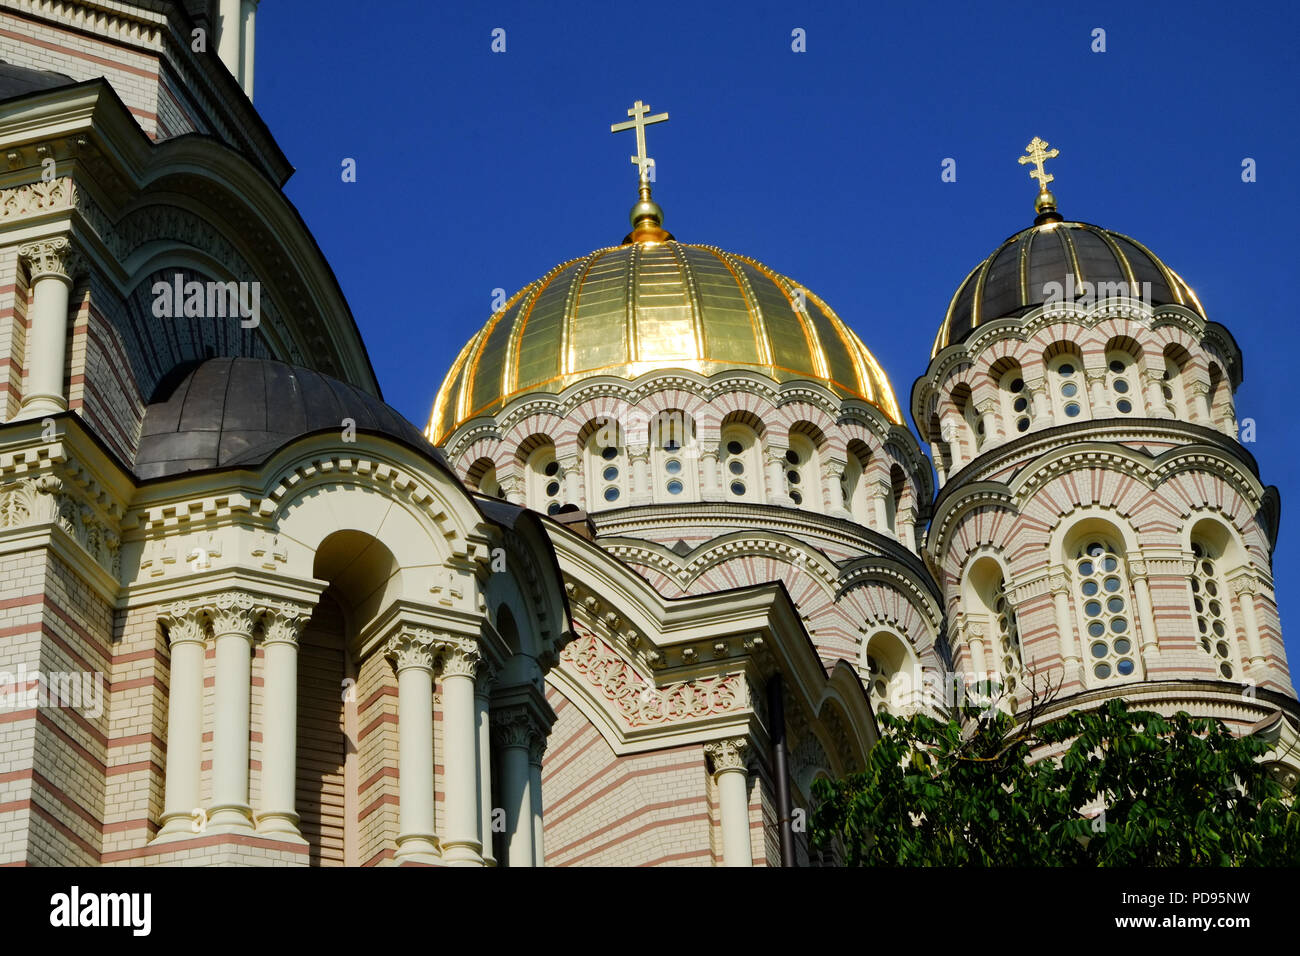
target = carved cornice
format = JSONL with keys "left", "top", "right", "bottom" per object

{"left": 559, "top": 631, "right": 748, "bottom": 728}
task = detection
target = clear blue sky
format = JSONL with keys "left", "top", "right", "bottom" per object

{"left": 253, "top": 0, "right": 1299, "bottom": 671}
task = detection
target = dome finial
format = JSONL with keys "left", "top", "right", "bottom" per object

{"left": 611, "top": 99, "right": 672, "bottom": 242}
{"left": 1018, "top": 136, "right": 1063, "bottom": 224}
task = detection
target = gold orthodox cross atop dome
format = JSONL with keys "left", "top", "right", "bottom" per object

{"left": 611, "top": 99, "right": 672, "bottom": 243}
{"left": 1018, "top": 136, "right": 1063, "bottom": 224}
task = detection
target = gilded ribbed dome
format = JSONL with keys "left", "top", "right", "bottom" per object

{"left": 931, "top": 221, "right": 1205, "bottom": 358}
{"left": 428, "top": 241, "right": 901, "bottom": 443}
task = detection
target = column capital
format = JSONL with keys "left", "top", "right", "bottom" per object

{"left": 157, "top": 601, "right": 208, "bottom": 646}
{"left": 385, "top": 627, "right": 438, "bottom": 673}
{"left": 18, "top": 236, "right": 77, "bottom": 283}
{"left": 259, "top": 599, "right": 312, "bottom": 646}
{"left": 437, "top": 636, "right": 481, "bottom": 679}
{"left": 704, "top": 737, "right": 749, "bottom": 775}
{"left": 209, "top": 590, "right": 260, "bottom": 637}
{"left": 491, "top": 706, "right": 543, "bottom": 749}
{"left": 1047, "top": 567, "right": 1072, "bottom": 595}
{"left": 1126, "top": 558, "right": 1149, "bottom": 580}
{"left": 1229, "top": 574, "right": 1259, "bottom": 597}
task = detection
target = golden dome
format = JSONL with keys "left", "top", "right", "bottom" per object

{"left": 428, "top": 241, "right": 902, "bottom": 444}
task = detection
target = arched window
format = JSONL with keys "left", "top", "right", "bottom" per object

{"left": 785, "top": 428, "right": 822, "bottom": 511}
{"left": 951, "top": 384, "right": 977, "bottom": 456}
{"left": 720, "top": 424, "right": 762, "bottom": 502}
{"left": 1048, "top": 353, "right": 1088, "bottom": 421}
{"left": 991, "top": 577, "right": 1022, "bottom": 694}
{"left": 964, "top": 556, "right": 1022, "bottom": 703}
{"left": 884, "top": 464, "right": 905, "bottom": 534}
{"left": 583, "top": 426, "right": 626, "bottom": 509}
{"left": 842, "top": 441, "right": 873, "bottom": 524}
{"left": 651, "top": 410, "right": 695, "bottom": 501}
{"left": 466, "top": 457, "right": 500, "bottom": 498}
{"left": 1162, "top": 346, "right": 1190, "bottom": 418}
{"left": 1105, "top": 349, "right": 1142, "bottom": 416}
{"left": 999, "top": 367, "right": 1032, "bottom": 435}
{"left": 1073, "top": 537, "right": 1140, "bottom": 684}
{"left": 1190, "top": 539, "right": 1240, "bottom": 680}
{"left": 862, "top": 631, "right": 917, "bottom": 716}
{"left": 525, "top": 444, "right": 563, "bottom": 515}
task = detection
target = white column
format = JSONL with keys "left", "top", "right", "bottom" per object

{"left": 385, "top": 629, "right": 439, "bottom": 862}
{"left": 256, "top": 603, "right": 309, "bottom": 836}
{"left": 217, "top": 0, "right": 242, "bottom": 81}
{"left": 1086, "top": 369, "right": 1109, "bottom": 414}
{"left": 706, "top": 738, "right": 751, "bottom": 867}
{"left": 1050, "top": 573, "right": 1082, "bottom": 686}
{"left": 1128, "top": 562, "right": 1160, "bottom": 664}
{"left": 976, "top": 398, "right": 1000, "bottom": 444}
{"left": 698, "top": 443, "right": 720, "bottom": 500}
{"left": 765, "top": 448, "right": 789, "bottom": 504}
{"left": 529, "top": 737, "right": 545, "bottom": 866}
{"left": 558, "top": 454, "right": 581, "bottom": 506}
{"left": 474, "top": 676, "right": 496, "bottom": 866}
{"left": 628, "top": 445, "right": 651, "bottom": 504}
{"left": 239, "top": 0, "right": 258, "bottom": 97}
{"left": 1232, "top": 577, "right": 1266, "bottom": 672}
{"left": 156, "top": 603, "right": 207, "bottom": 837}
{"left": 1190, "top": 381, "right": 1213, "bottom": 425}
{"left": 208, "top": 593, "right": 258, "bottom": 830}
{"left": 17, "top": 238, "right": 75, "bottom": 419}
{"left": 493, "top": 711, "right": 535, "bottom": 866}
{"left": 438, "top": 640, "right": 483, "bottom": 865}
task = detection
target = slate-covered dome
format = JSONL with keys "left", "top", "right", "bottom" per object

{"left": 135, "top": 357, "right": 432, "bottom": 479}
{"left": 428, "top": 240, "right": 902, "bottom": 443}
{"left": 931, "top": 220, "right": 1205, "bottom": 358}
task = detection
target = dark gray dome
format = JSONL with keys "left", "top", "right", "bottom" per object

{"left": 932, "top": 220, "right": 1203, "bottom": 358}
{"left": 0, "top": 61, "right": 74, "bottom": 100}
{"left": 135, "top": 357, "right": 435, "bottom": 479}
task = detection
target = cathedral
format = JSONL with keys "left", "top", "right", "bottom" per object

{"left": 0, "top": 1, "right": 1295, "bottom": 868}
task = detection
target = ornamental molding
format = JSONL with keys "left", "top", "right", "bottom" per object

{"left": 442, "top": 367, "right": 904, "bottom": 465}
{"left": 559, "top": 631, "right": 749, "bottom": 729}
{"left": 929, "top": 438, "right": 1266, "bottom": 563}
{"left": 2, "top": 178, "right": 75, "bottom": 222}
{"left": 0, "top": 475, "right": 121, "bottom": 575}
{"left": 703, "top": 737, "right": 749, "bottom": 774}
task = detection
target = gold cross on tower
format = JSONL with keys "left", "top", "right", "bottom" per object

{"left": 611, "top": 99, "right": 669, "bottom": 183}
{"left": 1018, "top": 136, "right": 1059, "bottom": 191}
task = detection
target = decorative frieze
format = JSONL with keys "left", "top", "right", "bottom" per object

{"left": 559, "top": 631, "right": 747, "bottom": 728}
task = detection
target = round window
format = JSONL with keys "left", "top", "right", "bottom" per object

{"left": 1109, "top": 359, "right": 1125, "bottom": 373}
{"left": 1058, "top": 363, "right": 1075, "bottom": 377}
{"left": 544, "top": 460, "right": 559, "bottom": 477}
{"left": 1116, "top": 399, "right": 1132, "bottom": 414}
{"left": 730, "top": 480, "right": 746, "bottom": 496}
{"left": 601, "top": 446, "right": 618, "bottom": 461}
{"left": 729, "top": 460, "right": 745, "bottom": 475}
{"left": 665, "top": 459, "right": 682, "bottom": 475}
{"left": 1064, "top": 402, "right": 1081, "bottom": 417}
{"left": 603, "top": 487, "right": 620, "bottom": 502}
{"left": 1010, "top": 378, "right": 1025, "bottom": 393}
{"left": 545, "top": 481, "right": 561, "bottom": 497}
{"left": 726, "top": 440, "right": 743, "bottom": 456}
{"left": 603, "top": 466, "right": 619, "bottom": 481}
{"left": 785, "top": 450, "right": 801, "bottom": 465}
{"left": 666, "top": 479, "right": 683, "bottom": 495}
{"left": 1114, "top": 379, "right": 1129, "bottom": 393}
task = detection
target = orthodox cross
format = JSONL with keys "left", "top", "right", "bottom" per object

{"left": 1018, "top": 136, "right": 1059, "bottom": 190}
{"left": 611, "top": 100, "right": 669, "bottom": 183}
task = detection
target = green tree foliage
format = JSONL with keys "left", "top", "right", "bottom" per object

{"left": 811, "top": 698, "right": 1300, "bottom": 866}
